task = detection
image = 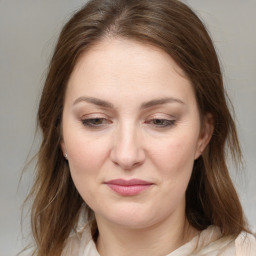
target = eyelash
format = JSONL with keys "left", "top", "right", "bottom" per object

{"left": 81, "top": 118, "right": 176, "bottom": 129}
{"left": 146, "top": 118, "right": 176, "bottom": 128}
{"left": 81, "top": 118, "right": 111, "bottom": 128}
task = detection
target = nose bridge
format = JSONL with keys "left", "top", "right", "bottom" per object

{"left": 111, "top": 120, "right": 145, "bottom": 169}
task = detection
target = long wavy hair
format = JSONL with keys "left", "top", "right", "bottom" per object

{"left": 25, "top": 0, "right": 248, "bottom": 255}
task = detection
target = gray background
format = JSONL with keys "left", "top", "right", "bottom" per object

{"left": 0, "top": 1, "right": 255, "bottom": 255}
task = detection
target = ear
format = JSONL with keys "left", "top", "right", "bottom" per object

{"left": 60, "top": 140, "right": 66, "bottom": 156}
{"left": 194, "top": 113, "right": 214, "bottom": 160}
{"left": 60, "top": 140, "right": 69, "bottom": 160}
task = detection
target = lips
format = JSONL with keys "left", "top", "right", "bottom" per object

{"left": 104, "top": 179, "right": 153, "bottom": 196}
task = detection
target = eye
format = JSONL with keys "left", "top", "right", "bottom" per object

{"left": 146, "top": 118, "right": 175, "bottom": 128}
{"left": 81, "top": 118, "right": 112, "bottom": 128}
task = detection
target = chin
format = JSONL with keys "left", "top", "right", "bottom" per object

{"left": 96, "top": 203, "right": 161, "bottom": 230}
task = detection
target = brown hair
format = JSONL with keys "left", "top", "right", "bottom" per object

{"left": 27, "top": 0, "right": 248, "bottom": 255}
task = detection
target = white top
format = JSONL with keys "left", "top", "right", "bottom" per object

{"left": 62, "top": 225, "right": 256, "bottom": 256}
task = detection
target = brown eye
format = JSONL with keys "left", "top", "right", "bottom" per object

{"left": 147, "top": 119, "right": 175, "bottom": 128}
{"left": 82, "top": 118, "right": 111, "bottom": 128}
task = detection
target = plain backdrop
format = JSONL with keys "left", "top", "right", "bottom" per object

{"left": 0, "top": 1, "right": 255, "bottom": 255}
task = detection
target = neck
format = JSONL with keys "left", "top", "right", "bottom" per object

{"left": 96, "top": 214, "right": 198, "bottom": 256}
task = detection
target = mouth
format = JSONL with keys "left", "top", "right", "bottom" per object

{"left": 104, "top": 179, "right": 154, "bottom": 196}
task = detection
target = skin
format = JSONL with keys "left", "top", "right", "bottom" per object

{"left": 61, "top": 38, "right": 213, "bottom": 256}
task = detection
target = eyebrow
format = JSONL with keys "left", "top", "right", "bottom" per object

{"left": 73, "top": 96, "right": 184, "bottom": 109}
{"left": 140, "top": 97, "right": 184, "bottom": 109}
{"left": 73, "top": 96, "right": 114, "bottom": 108}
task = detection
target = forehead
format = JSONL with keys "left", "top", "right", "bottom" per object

{"left": 66, "top": 38, "right": 195, "bottom": 106}
{"left": 73, "top": 38, "right": 187, "bottom": 80}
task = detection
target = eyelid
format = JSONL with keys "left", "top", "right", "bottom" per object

{"left": 81, "top": 112, "right": 109, "bottom": 119}
{"left": 146, "top": 112, "right": 176, "bottom": 119}
{"left": 79, "top": 112, "right": 113, "bottom": 128}
{"left": 81, "top": 117, "right": 112, "bottom": 129}
{"left": 144, "top": 113, "right": 177, "bottom": 128}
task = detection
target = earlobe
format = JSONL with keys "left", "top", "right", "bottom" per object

{"left": 60, "top": 141, "right": 68, "bottom": 159}
{"left": 60, "top": 141, "right": 65, "bottom": 153}
{"left": 195, "top": 113, "right": 214, "bottom": 159}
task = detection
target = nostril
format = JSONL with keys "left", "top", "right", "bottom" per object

{"left": 110, "top": 129, "right": 146, "bottom": 170}
{"left": 110, "top": 149, "right": 145, "bottom": 170}
{"left": 113, "top": 160, "right": 142, "bottom": 171}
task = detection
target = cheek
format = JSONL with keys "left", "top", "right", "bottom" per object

{"left": 65, "top": 134, "right": 111, "bottom": 208}
{"left": 141, "top": 136, "right": 197, "bottom": 221}
{"left": 149, "top": 134, "right": 198, "bottom": 183}
{"left": 64, "top": 130, "right": 110, "bottom": 179}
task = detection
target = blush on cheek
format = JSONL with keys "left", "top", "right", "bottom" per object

{"left": 67, "top": 134, "right": 109, "bottom": 170}
{"left": 69, "top": 152, "right": 101, "bottom": 176}
{"left": 157, "top": 139, "right": 195, "bottom": 178}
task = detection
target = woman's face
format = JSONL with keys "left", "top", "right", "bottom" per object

{"left": 61, "top": 38, "right": 212, "bottom": 229}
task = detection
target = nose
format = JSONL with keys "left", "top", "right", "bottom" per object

{"left": 110, "top": 123, "right": 146, "bottom": 170}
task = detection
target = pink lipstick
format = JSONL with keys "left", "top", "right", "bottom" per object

{"left": 104, "top": 179, "right": 153, "bottom": 196}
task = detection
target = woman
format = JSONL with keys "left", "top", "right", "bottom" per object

{"left": 26, "top": 0, "right": 256, "bottom": 255}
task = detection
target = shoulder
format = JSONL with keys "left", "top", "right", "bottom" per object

{"left": 61, "top": 223, "right": 93, "bottom": 256}
{"left": 234, "top": 231, "right": 256, "bottom": 255}
{"left": 195, "top": 226, "right": 256, "bottom": 256}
